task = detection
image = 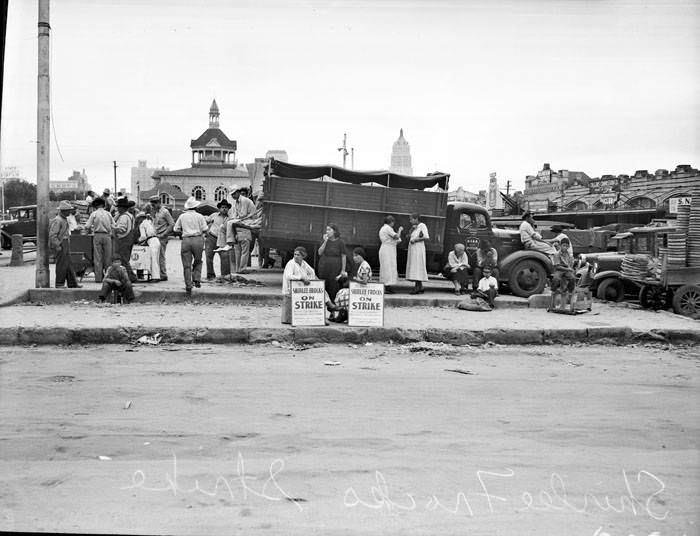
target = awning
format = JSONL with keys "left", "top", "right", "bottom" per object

{"left": 269, "top": 160, "right": 449, "bottom": 190}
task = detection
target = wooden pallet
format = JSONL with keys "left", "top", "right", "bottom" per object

{"left": 548, "top": 288, "right": 593, "bottom": 315}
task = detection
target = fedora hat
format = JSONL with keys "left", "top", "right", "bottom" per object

{"left": 58, "top": 200, "right": 73, "bottom": 211}
{"left": 116, "top": 197, "right": 131, "bottom": 208}
{"left": 148, "top": 195, "right": 160, "bottom": 203}
{"left": 92, "top": 197, "right": 106, "bottom": 207}
{"left": 217, "top": 199, "right": 232, "bottom": 209}
{"left": 184, "top": 197, "right": 200, "bottom": 210}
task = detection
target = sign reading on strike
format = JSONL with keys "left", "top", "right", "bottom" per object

{"left": 291, "top": 280, "right": 326, "bottom": 326}
{"left": 348, "top": 282, "right": 384, "bottom": 327}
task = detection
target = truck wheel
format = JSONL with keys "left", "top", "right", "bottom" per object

{"left": 639, "top": 285, "right": 669, "bottom": 310}
{"left": 672, "top": 285, "right": 700, "bottom": 317}
{"left": 507, "top": 259, "right": 547, "bottom": 298}
{"left": 596, "top": 278, "right": 625, "bottom": 302}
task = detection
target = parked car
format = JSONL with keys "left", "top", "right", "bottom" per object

{"left": 0, "top": 205, "right": 37, "bottom": 249}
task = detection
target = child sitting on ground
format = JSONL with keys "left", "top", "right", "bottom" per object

{"left": 330, "top": 247, "right": 372, "bottom": 323}
{"left": 98, "top": 256, "right": 135, "bottom": 303}
{"left": 473, "top": 265, "right": 498, "bottom": 308}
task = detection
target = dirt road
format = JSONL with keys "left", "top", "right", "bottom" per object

{"left": 0, "top": 343, "right": 698, "bottom": 535}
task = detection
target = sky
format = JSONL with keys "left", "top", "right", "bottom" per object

{"left": 1, "top": 0, "right": 699, "bottom": 194}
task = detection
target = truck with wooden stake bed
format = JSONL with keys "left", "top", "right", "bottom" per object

{"left": 259, "top": 160, "right": 553, "bottom": 298}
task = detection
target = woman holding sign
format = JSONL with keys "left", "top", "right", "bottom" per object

{"left": 378, "top": 215, "right": 403, "bottom": 293}
{"left": 281, "top": 246, "right": 318, "bottom": 324}
{"left": 405, "top": 213, "right": 429, "bottom": 294}
{"left": 318, "top": 223, "right": 347, "bottom": 299}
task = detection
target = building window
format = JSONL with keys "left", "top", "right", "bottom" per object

{"left": 192, "top": 186, "right": 206, "bottom": 201}
{"left": 214, "top": 186, "right": 229, "bottom": 202}
{"left": 160, "top": 193, "right": 173, "bottom": 206}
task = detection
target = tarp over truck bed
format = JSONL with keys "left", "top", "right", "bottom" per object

{"left": 270, "top": 160, "right": 450, "bottom": 191}
{"left": 262, "top": 163, "right": 449, "bottom": 257}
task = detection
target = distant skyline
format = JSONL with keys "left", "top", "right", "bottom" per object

{"left": 1, "top": 0, "right": 698, "bottom": 194}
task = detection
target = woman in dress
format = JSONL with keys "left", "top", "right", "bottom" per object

{"left": 405, "top": 213, "right": 429, "bottom": 294}
{"left": 330, "top": 247, "right": 372, "bottom": 323}
{"left": 317, "top": 223, "right": 347, "bottom": 299}
{"left": 443, "top": 243, "right": 470, "bottom": 295}
{"left": 378, "top": 215, "right": 403, "bottom": 293}
{"left": 281, "top": 246, "right": 317, "bottom": 324}
{"left": 136, "top": 211, "right": 161, "bottom": 281}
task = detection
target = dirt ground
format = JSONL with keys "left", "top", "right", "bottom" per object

{"left": 0, "top": 343, "right": 698, "bottom": 535}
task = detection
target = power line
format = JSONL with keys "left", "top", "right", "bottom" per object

{"left": 47, "top": 25, "right": 64, "bottom": 163}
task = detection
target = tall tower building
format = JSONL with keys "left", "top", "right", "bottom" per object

{"left": 389, "top": 128, "right": 413, "bottom": 175}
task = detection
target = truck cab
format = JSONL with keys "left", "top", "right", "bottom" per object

{"left": 444, "top": 203, "right": 553, "bottom": 297}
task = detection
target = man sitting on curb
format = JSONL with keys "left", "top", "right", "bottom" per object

{"left": 98, "top": 255, "right": 135, "bottom": 303}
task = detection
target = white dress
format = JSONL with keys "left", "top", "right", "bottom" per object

{"left": 378, "top": 224, "right": 400, "bottom": 285}
{"left": 405, "top": 222, "right": 429, "bottom": 282}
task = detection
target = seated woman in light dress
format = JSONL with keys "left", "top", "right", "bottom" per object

{"left": 281, "top": 246, "right": 336, "bottom": 324}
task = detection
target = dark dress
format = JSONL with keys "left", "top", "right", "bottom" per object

{"left": 318, "top": 238, "right": 346, "bottom": 298}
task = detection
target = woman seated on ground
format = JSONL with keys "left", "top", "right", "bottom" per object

{"left": 330, "top": 247, "right": 372, "bottom": 323}
{"left": 443, "top": 243, "right": 470, "bottom": 295}
{"left": 281, "top": 246, "right": 337, "bottom": 324}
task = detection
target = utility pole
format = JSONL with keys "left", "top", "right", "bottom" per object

{"left": 35, "top": 0, "right": 51, "bottom": 288}
{"left": 337, "top": 133, "right": 348, "bottom": 168}
{"left": 506, "top": 180, "right": 511, "bottom": 196}
{"left": 113, "top": 161, "right": 118, "bottom": 194}
{"left": 351, "top": 148, "right": 354, "bottom": 170}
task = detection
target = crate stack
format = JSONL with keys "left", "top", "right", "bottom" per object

{"left": 688, "top": 190, "right": 700, "bottom": 268}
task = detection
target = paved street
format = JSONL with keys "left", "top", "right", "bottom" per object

{"left": 0, "top": 343, "right": 698, "bottom": 535}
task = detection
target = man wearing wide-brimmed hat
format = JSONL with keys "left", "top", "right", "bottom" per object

{"left": 48, "top": 200, "right": 82, "bottom": 288}
{"left": 174, "top": 197, "right": 209, "bottom": 294}
{"left": 226, "top": 186, "right": 256, "bottom": 273}
{"left": 148, "top": 194, "right": 175, "bottom": 281}
{"left": 205, "top": 199, "right": 231, "bottom": 280}
{"left": 84, "top": 196, "right": 115, "bottom": 282}
{"left": 113, "top": 197, "right": 137, "bottom": 282}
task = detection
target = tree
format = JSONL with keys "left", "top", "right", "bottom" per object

{"left": 2, "top": 179, "right": 37, "bottom": 209}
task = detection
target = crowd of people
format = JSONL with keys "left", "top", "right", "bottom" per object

{"left": 48, "top": 190, "right": 577, "bottom": 310}
{"left": 48, "top": 185, "right": 262, "bottom": 300}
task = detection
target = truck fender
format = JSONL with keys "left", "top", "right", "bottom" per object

{"left": 593, "top": 270, "right": 622, "bottom": 282}
{"left": 499, "top": 250, "right": 553, "bottom": 281}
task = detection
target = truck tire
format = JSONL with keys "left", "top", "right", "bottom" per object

{"left": 639, "top": 285, "right": 669, "bottom": 310}
{"left": 507, "top": 259, "right": 547, "bottom": 298}
{"left": 596, "top": 278, "right": 625, "bottom": 302}
{"left": 672, "top": 285, "right": 700, "bottom": 317}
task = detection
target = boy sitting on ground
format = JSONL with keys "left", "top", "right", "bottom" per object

{"left": 98, "top": 256, "right": 135, "bottom": 304}
{"left": 473, "top": 265, "right": 498, "bottom": 308}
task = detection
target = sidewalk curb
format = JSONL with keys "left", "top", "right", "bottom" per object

{"left": 0, "top": 326, "right": 698, "bottom": 346}
{"left": 22, "top": 288, "right": 529, "bottom": 308}
{"left": 0, "top": 290, "right": 30, "bottom": 308}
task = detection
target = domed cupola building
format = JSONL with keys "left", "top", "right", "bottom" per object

{"left": 139, "top": 100, "right": 250, "bottom": 210}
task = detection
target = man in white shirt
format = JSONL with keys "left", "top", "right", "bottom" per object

{"left": 84, "top": 197, "right": 115, "bottom": 282}
{"left": 174, "top": 197, "right": 209, "bottom": 294}
{"left": 519, "top": 212, "right": 556, "bottom": 255}
{"left": 226, "top": 187, "right": 256, "bottom": 273}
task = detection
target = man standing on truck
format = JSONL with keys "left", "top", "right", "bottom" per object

{"left": 226, "top": 187, "right": 256, "bottom": 273}
{"left": 519, "top": 212, "right": 556, "bottom": 256}
{"left": 150, "top": 195, "right": 174, "bottom": 281}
